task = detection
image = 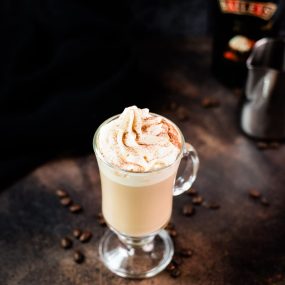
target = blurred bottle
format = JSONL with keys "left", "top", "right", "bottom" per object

{"left": 210, "top": 0, "right": 283, "bottom": 87}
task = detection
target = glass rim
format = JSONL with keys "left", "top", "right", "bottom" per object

{"left": 93, "top": 112, "right": 185, "bottom": 175}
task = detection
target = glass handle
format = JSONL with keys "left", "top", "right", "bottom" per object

{"left": 173, "top": 143, "right": 199, "bottom": 196}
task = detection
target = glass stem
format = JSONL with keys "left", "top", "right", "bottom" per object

{"left": 117, "top": 233, "right": 156, "bottom": 252}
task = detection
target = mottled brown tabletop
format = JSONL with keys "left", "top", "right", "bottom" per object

{"left": 1, "top": 38, "right": 285, "bottom": 285}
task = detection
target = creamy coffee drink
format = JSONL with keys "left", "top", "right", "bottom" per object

{"left": 94, "top": 106, "right": 183, "bottom": 237}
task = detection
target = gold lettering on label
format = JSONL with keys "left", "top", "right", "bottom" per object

{"left": 219, "top": 0, "right": 277, "bottom": 20}
{"left": 240, "top": 1, "right": 247, "bottom": 13}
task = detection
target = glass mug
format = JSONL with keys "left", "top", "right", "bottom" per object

{"left": 93, "top": 113, "right": 199, "bottom": 279}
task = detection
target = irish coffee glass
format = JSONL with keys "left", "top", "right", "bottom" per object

{"left": 94, "top": 114, "right": 199, "bottom": 278}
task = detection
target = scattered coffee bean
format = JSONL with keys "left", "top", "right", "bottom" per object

{"left": 182, "top": 204, "right": 195, "bottom": 216}
{"left": 165, "top": 222, "right": 175, "bottom": 231}
{"left": 73, "top": 228, "right": 82, "bottom": 239}
{"left": 233, "top": 88, "right": 242, "bottom": 98}
{"left": 97, "top": 212, "right": 106, "bottom": 226}
{"left": 61, "top": 237, "right": 73, "bottom": 249}
{"left": 177, "top": 106, "right": 189, "bottom": 121}
{"left": 79, "top": 230, "right": 93, "bottom": 243}
{"left": 73, "top": 250, "right": 85, "bottom": 264}
{"left": 192, "top": 195, "right": 204, "bottom": 205}
{"left": 98, "top": 218, "right": 106, "bottom": 227}
{"left": 69, "top": 204, "right": 82, "bottom": 213}
{"left": 166, "top": 262, "right": 176, "bottom": 272}
{"left": 186, "top": 188, "right": 198, "bottom": 196}
{"left": 60, "top": 197, "right": 73, "bottom": 207}
{"left": 260, "top": 197, "right": 270, "bottom": 207}
{"left": 270, "top": 141, "right": 280, "bottom": 149}
{"left": 224, "top": 250, "right": 229, "bottom": 257}
{"left": 169, "top": 229, "right": 177, "bottom": 238}
{"left": 170, "top": 102, "right": 178, "bottom": 111}
{"left": 256, "top": 142, "right": 269, "bottom": 150}
{"left": 202, "top": 200, "right": 221, "bottom": 210}
{"left": 248, "top": 188, "right": 261, "bottom": 199}
{"left": 256, "top": 141, "right": 281, "bottom": 150}
{"left": 179, "top": 248, "right": 193, "bottom": 258}
{"left": 267, "top": 273, "right": 284, "bottom": 284}
{"left": 201, "top": 97, "right": 220, "bottom": 108}
{"left": 202, "top": 201, "right": 210, "bottom": 208}
{"left": 170, "top": 268, "right": 181, "bottom": 278}
{"left": 99, "top": 219, "right": 107, "bottom": 227}
{"left": 56, "top": 189, "right": 69, "bottom": 198}
{"left": 172, "top": 255, "right": 183, "bottom": 266}
{"left": 209, "top": 202, "right": 221, "bottom": 210}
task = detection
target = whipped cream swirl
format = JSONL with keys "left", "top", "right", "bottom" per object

{"left": 97, "top": 106, "right": 182, "bottom": 172}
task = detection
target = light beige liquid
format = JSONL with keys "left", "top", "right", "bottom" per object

{"left": 99, "top": 166, "right": 179, "bottom": 237}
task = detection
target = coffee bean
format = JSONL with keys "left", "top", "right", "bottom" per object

{"left": 248, "top": 188, "right": 261, "bottom": 199}
{"left": 73, "top": 228, "right": 82, "bottom": 239}
{"left": 233, "top": 88, "right": 242, "bottom": 98}
{"left": 202, "top": 201, "right": 210, "bottom": 208}
{"left": 260, "top": 197, "right": 270, "bottom": 207}
{"left": 170, "top": 268, "right": 181, "bottom": 278}
{"left": 98, "top": 218, "right": 106, "bottom": 227}
{"left": 172, "top": 255, "right": 183, "bottom": 266}
{"left": 61, "top": 237, "right": 73, "bottom": 249}
{"left": 69, "top": 204, "right": 82, "bottom": 213}
{"left": 182, "top": 204, "right": 195, "bottom": 216}
{"left": 74, "top": 250, "right": 85, "bottom": 264}
{"left": 209, "top": 202, "right": 221, "bottom": 210}
{"left": 165, "top": 222, "right": 175, "bottom": 231}
{"left": 202, "top": 200, "right": 220, "bottom": 210}
{"left": 186, "top": 188, "right": 198, "bottom": 196}
{"left": 79, "top": 230, "right": 93, "bottom": 243}
{"left": 170, "top": 102, "right": 178, "bottom": 111}
{"left": 177, "top": 106, "right": 189, "bottom": 121}
{"left": 97, "top": 213, "right": 106, "bottom": 226}
{"left": 169, "top": 229, "right": 177, "bottom": 238}
{"left": 201, "top": 97, "right": 220, "bottom": 108}
{"left": 60, "top": 197, "right": 73, "bottom": 207}
{"left": 192, "top": 195, "right": 204, "bottom": 205}
{"left": 257, "top": 141, "right": 281, "bottom": 150}
{"left": 270, "top": 141, "right": 280, "bottom": 149}
{"left": 267, "top": 273, "right": 284, "bottom": 284}
{"left": 166, "top": 262, "right": 176, "bottom": 272}
{"left": 56, "top": 189, "right": 69, "bottom": 198}
{"left": 256, "top": 142, "right": 269, "bottom": 150}
{"left": 179, "top": 248, "right": 193, "bottom": 258}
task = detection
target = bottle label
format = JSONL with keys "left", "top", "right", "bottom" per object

{"left": 219, "top": 0, "right": 277, "bottom": 20}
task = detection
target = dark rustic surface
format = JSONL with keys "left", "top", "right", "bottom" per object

{"left": 1, "top": 38, "right": 285, "bottom": 285}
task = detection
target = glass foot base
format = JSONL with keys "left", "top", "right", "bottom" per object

{"left": 99, "top": 229, "right": 174, "bottom": 279}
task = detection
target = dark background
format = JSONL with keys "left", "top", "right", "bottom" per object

{"left": 0, "top": 0, "right": 284, "bottom": 189}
